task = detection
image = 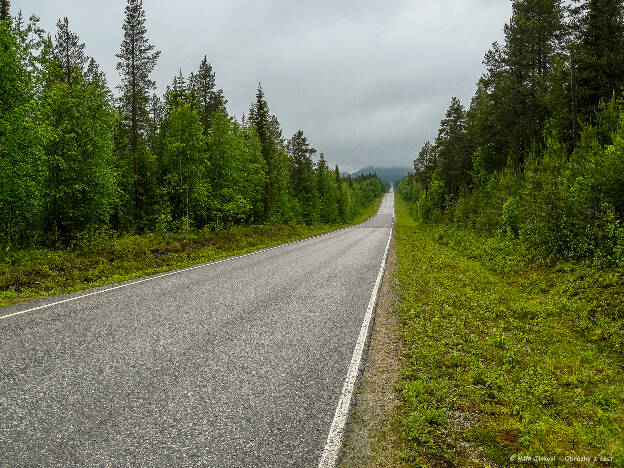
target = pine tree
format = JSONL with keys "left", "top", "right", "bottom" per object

{"left": 116, "top": 0, "right": 160, "bottom": 226}
{"left": 53, "top": 17, "right": 86, "bottom": 87}
{"left": 168, "top": 69, "right": 187, "bottom": 104}
{"left": 481, "top": 0, "right": 566, "bottom": 165}
{"left": 574, "top": 0, "right": 624, "bottom": 119}
{"left": 0, "top": 0, "right": 10, "bottom": 22}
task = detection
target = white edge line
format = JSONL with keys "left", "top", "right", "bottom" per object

{"left": 0, "top": 209, "right": 381, "bottom": 322}
{"left": 318, "top": 224, "right": 393, "bottom": 468}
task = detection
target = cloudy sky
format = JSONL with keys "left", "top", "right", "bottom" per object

{"left": 18, "top": 0, "right": 512, "bottom": 172}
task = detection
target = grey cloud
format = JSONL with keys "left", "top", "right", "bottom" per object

{"left": 19, "top": 0, "right": 511, "bottom": 171}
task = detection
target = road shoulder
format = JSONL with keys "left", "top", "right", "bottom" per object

{"left": 338, "top": 234, "right": 404, "bottom": 468}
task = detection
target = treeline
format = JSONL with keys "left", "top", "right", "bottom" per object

{"left": 399, "top": 0, "right": 624, "bottom": 266}
{"left": 0, "top": 0, "right": 386, "bottom": 248}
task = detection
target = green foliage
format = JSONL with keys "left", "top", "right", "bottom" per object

{"left": 414, "top": 171, "right": 445, "bottom": 222}
{"left": 206, "top": 109, "right": 266, "bottom": 225}
{"left": 316, "top": 153, "right": 338, "bottom": 224}
{"left": 248, "top": 84, "right": 293, "bottom": 223}
{"left": 116, "top": 0, "right": 161, "bottom": 227}
{"left": 160, "top": 98, "right": 209, "bottom": 227}
{"left": 401, "top": 0, "right": 624, "bottom": 268}
{"left": 574, "top": 0, "right": 624, "bottom": 122}
{"left": 0, "top": 18, "right": 42, "bottom": 246}
{"left": 40, "top": 71, "right": 117, "bottom": 243}
{"left": 287, "top": 129, "right": 320, "bottom": 224}
{"left": 0, "top": 0, "right": 10, "bottom": 22}
{"left": 393, "top": 196, "right": 624, "bottom": 466}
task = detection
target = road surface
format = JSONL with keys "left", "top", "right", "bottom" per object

{"left": 0, "top": 193, "right": 394, "bottom": 467}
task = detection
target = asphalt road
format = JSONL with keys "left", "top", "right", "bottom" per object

{"left": 0, "top": 192, "right": 394, "bottom": 467}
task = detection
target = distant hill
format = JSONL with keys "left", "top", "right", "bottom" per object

{"left": 350, "top": 166, "right": 412, "bottom": 185}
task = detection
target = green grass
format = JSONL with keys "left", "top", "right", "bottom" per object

{"left": 0, "top": 196, "right": 383, "bottom": 308}
{"left": 393, "top": 195, "right": 624, "bottom": 467}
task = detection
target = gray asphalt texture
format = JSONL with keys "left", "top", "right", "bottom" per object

{"left": 0, "top": 193, "right": 394, "bottom": 467}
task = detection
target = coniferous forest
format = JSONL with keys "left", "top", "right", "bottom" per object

{"left": 0, "top": 0, "right": 385, "bottom": 249}
{"left": 398, "top": 0, "right": 624, "bottom": 267}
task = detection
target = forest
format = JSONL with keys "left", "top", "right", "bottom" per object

{"left": 0, "top": 0, "right": 386, "bottom": 250}
{"left": 398, "top": 0, "right": 624, "bottom": 267}
{"left": 389, "top": 1, "right": 624, "bottom": 464}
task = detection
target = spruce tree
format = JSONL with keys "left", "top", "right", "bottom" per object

{"left": 316, "top": 153, "right": 338, "bottom": 223}
{"left": 54, "top": 17, "right": 86, "bottom": 87}
{"left": 249, "top": 84, "right": 275, "bottom": 220}
{"left": 116, "top": 0, "right": 160, "bottom": 226}
{"left": 435, "top": 97, "right": 469, "bottom": 195}
{"left": 189, "top": 56, "right": 228, "bottom": 133}
{"left": 287, "top": 130, "right": 319, "bottom": 223}
{"left": 334, "top": 165, "right": 345, "bottom": 222}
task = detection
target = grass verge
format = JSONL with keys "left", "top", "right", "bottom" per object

{"left": 0, "top": 196, "right": 383, "bottom": 309}
{"left": 394, "top": 195, "right": 624, "bottom": 466}
{"left": 339, "top": 235, "right": 403, "bottom": 468}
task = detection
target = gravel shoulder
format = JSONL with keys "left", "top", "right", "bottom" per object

{"left": 339, "top": 233, "right": 405, "bottom": 468}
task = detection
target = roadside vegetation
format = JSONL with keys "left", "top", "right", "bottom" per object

{"left": 393, "top": 0, "right": 624, "bottom": 465}
{"left": 394, "top": 196, "right": 623, "bottom": 466}
{"left": 0, "top": 196, "right": 383, "bottom": 308}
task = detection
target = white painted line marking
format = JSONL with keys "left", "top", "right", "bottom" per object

{"left": 318, "top": 224, "right": 393, "bottom": 468}
{"left": 0, "top": 210, "right": 380, "bottom": 321}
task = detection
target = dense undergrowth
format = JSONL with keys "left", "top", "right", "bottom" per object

{"left": 0, "top": 196, "right": 382, "bottom": 309}
{"left": 394, "top": 195, "right": 624, "bottom": 467}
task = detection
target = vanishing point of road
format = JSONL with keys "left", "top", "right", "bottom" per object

{"left": 0, "top": 192, "right": 394, "bottom": 467}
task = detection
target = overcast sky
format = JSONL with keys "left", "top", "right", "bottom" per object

{"left": 18, "top": 0, "right": 512, "bottom": 172}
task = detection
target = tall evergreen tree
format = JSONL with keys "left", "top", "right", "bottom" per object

{"left": 316, "top": 153, "right": 338, "bottom": 223}
{"left": 189, "top": 56, "right": 227, "bottom": 134}
{"left": 481, "top": 0, "right": 566, "bottom": 166}
{"left": 287, "top": 129, "right": 319, "bottom": 223}
{"left": 53, "top": 17, "right": 86, "bottom": 87}
{"left": 574, "top": 0, "right": 624, "bottom": 120}
{"left": 334, "top": 165, "right": 345, "bottom": 222}
{"left": 248, "top": 83, "right": 287, "bottom": 221}
{"left": 116, "top": 0, "right": 160, "bottom": 227}
{"left": 435, "top": 97, "right": 469, "bottom": 195}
